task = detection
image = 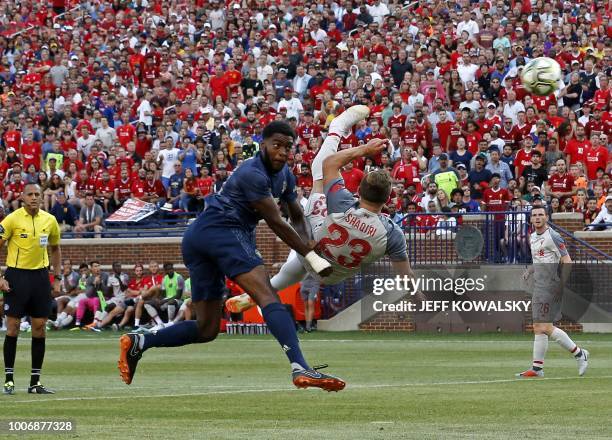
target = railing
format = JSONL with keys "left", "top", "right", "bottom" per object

{"left": 61, "top": 210, "right": 197, "bottom": 238}
{"left": 398, "top": 211, "right": 532, "bottom": 266}
{"left": 584, "top": 222, "right": 612, "bottom": 231}
{"left": 549, "top": 222, "right": 612, "bottom": 263}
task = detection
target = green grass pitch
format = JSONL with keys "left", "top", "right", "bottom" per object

{"left": 2, "top": 331, "right": 612, "bottom": 439}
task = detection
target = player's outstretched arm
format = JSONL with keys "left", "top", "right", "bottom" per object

{"left": 285, "top": 199, "right": 310, "bottom": 242}
{"left": 322, "top": 138, "right": 388, "bottom": 189}
{"left": 251, "top": 197, "right": 332, "bottom": 277}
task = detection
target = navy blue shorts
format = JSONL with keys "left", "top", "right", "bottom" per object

{"left": 182, "top": 212, "right": 263, "bottom": 302}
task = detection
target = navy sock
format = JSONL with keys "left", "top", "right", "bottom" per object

{"left": 262, "top": 303, "right": 309, "bottom": 371}
{"left": 142, "top": 320, "right": 199, "bottom": 351}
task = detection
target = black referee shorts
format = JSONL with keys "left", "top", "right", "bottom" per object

{"left": 3, "top": 268, "right": 52, "bottom": 319}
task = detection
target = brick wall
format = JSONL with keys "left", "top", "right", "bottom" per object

{"left": 551, "top": 213, "right": 584, "bottom": 234}
{"left": 575, "top": 231, "right": 612, "bottom": 256}
{"left": 359, "top": 312, "right": 415, "bottom": 332}
{"left": 0, "top": 222, "right": 291, "bottom": 275}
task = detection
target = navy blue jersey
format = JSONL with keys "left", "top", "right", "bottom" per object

{"left": 204, "top": 152, "right": 297, "bottom": 230}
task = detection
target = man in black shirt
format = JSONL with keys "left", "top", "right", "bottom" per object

{"left": 521, "top": 150, "right": 548, "bottom": 188}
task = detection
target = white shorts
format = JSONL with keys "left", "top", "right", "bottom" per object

{"left": 107, "top": 295, "right": 127, "bottom": 309}
{"left": 304, "top": 192, "right": 327, "bottom": 237}
{"left": 67, "top": 293, "right": 87, "bottom": 309}
{"left": 179, "top": 298, "right": 192, "bottom": 312}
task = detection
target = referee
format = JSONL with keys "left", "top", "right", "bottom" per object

{"left": 2, "top": 184, "right": 62, "bottom": 395}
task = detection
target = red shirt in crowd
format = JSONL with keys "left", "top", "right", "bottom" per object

{"left": 564, "top": 137, "right": 590, "bottom": 165}
{"left": 585, "top": 146, "right": 609, "bottom": 180}
{"left": 197, "top": 176, "right": 214, "bottom": 197}
{"left": 514, "top": 148, "right": 533, "bottom": 177}
{"left": 341, "top": 167, "right": 364, "bottom": 194}
{"left": 20, "top": 140, "right": 42, "bottom": 170}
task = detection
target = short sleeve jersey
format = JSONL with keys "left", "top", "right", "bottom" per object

{"left": 530, "top": 227, "right": 569, "bottom": 292}
{"left": 313, "top": 177, "right": 407, "bottom": 285}
{"left": 205, "top": 152, "right": 297, "bottom": 230}
{"left": 0, "top": 207, "right": 61, "bottom": 269}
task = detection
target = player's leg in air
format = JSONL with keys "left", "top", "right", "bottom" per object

{"left": 226, "top": 105, "right": 372, "bottom": 313}
{"left": 119, "top": 121, "right": 344, "bottom": 391}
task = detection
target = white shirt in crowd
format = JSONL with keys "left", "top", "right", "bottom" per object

{"left": 457, "top": 62, "right": 479, "bottom": 85}
{"left": 456, "top": 19, "right": 480, "bottom": 38}
{"left": 138, "top": 99, "right": 152, "bottom": 126}
{"left": 503, "top": 101, "right": 526, "bottom": 124}
{"left": 157, "top": 147, "right": 181, "bottom": 179}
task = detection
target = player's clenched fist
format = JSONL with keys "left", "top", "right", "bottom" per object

{"left": 362, "top": 138, "right": 388, "bottom": 157}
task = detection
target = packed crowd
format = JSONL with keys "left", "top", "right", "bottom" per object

{"left": 0, "top": 0, "right": 610, "bottom": 240}
{"left": 0, "top": 259, "right": 199, "bottom": 332}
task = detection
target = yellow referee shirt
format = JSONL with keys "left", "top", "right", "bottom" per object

{"left": 0, "top": 208, "right": 61, "bottom": 270}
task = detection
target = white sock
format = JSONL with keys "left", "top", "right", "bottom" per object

{"left": 290, "top": 362, "right": 306, "bottom": 372}
{"left": 144, "top": 304, "right": 163, "bottom": 325}
{"left": 551, "top": 327, "right": 581, "bottom": 356}
{"left": 134, "top": 319, "right": 140, "bottom": 327}
{"left": 56, "top": 312, "right": 67, "bottom": 324}
{"left": 94, "top": 310, "right": 104, "bottom": 326}
{"left": 532, "top": 334, "right": 548, "bottom": 370}
{"left": 60, "top": 315, "right": 73, "bottom": 328}
{"left": 271, "top": 251, "right": 308, "bottom": 291}
{"left": 311, "top": 134, "right": 341, "bottom": 180}
{"left": 167, "top": 304, "right": 176, "bottom": 321}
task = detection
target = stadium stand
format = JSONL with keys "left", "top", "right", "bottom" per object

{"left": 0, "top": 0, "right": 610, "bottom": 332}
{"left": 0, "top": 0, "right": 608, "bottom": 237}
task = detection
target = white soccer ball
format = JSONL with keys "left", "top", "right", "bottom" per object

{"left": 20, "top": 321, "right": 31, "bottom": 332}
{"left": 520, "top": 57, "right": 562, "bottom": 96}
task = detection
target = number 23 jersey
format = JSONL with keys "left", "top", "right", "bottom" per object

{"left": 312, "top": 177, "right": 407, "bottom": 285}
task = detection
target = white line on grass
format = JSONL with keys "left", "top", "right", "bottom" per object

{"left": 11, "top": 375, "right": 612, "bottom": 404}
{"left": 34, "top": 338, "right": 612, "bottom": 345}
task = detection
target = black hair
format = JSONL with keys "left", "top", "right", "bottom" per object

{"left": 79, "top": 262, "right": 89, "bottom": 270}
{"left": 262, "top": 120, "right": 297, "bottom": 140}
{"left": 163, "top": 262, "right": 173, "bottom": 269}
{"left": 450, "top": 188, "right": 464, "bottom": 198}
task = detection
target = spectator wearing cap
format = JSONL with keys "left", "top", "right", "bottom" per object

{"left": 277, "top": 88, "right": 303, "bottom": 121}
{"left": 485, "top": 147, "right": 513, "bottom": 188}
{"left": 431, "top": 153, "right": 460, "bottom": 199}
{"left": 468, "top": 154, "right": 493, "bottom": 200}
{"left": 50, "top": 191, "right": 78, "bottom": 233}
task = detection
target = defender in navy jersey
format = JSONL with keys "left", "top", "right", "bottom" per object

{"left": 227, "top": 106, "right": 421, "bottom": 321}
{"left": 119, "top": 121, "right": 345, "bottom": 392}
{"left": 517, "top": 206, "right": 589, "bottom": 378}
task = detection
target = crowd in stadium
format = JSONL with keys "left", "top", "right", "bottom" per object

{"left": 0, "top": 0, "right": 610, "bottom": 240}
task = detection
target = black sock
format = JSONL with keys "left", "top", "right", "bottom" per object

{"left": 532, "top": 366, "right": 543, "bottom": 371}
{"left": 30, "top": 337, "right": 45, "bottom": 386}
{"left": 4, "top": 335, "right": 17, "bottom": 383}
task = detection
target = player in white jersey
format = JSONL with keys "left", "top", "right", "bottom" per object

{"left": 227, "top": 105, "right": 418, "bottom": 315}
{"left": 517, "top": 206, "right": 589, "bottom": 377}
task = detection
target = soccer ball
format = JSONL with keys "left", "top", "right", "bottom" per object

{"left": 520, "top": 57, "right": 562, "bottom": 96}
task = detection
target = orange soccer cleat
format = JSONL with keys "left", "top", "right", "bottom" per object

{"left": 225, "top": 293, "right": 257, "bottom": 314}
{"left": 515, "top": 369, "right": 544, "bottom": 378}
{"left": 292, "top": 365, "right": 346, "bottom": 392}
